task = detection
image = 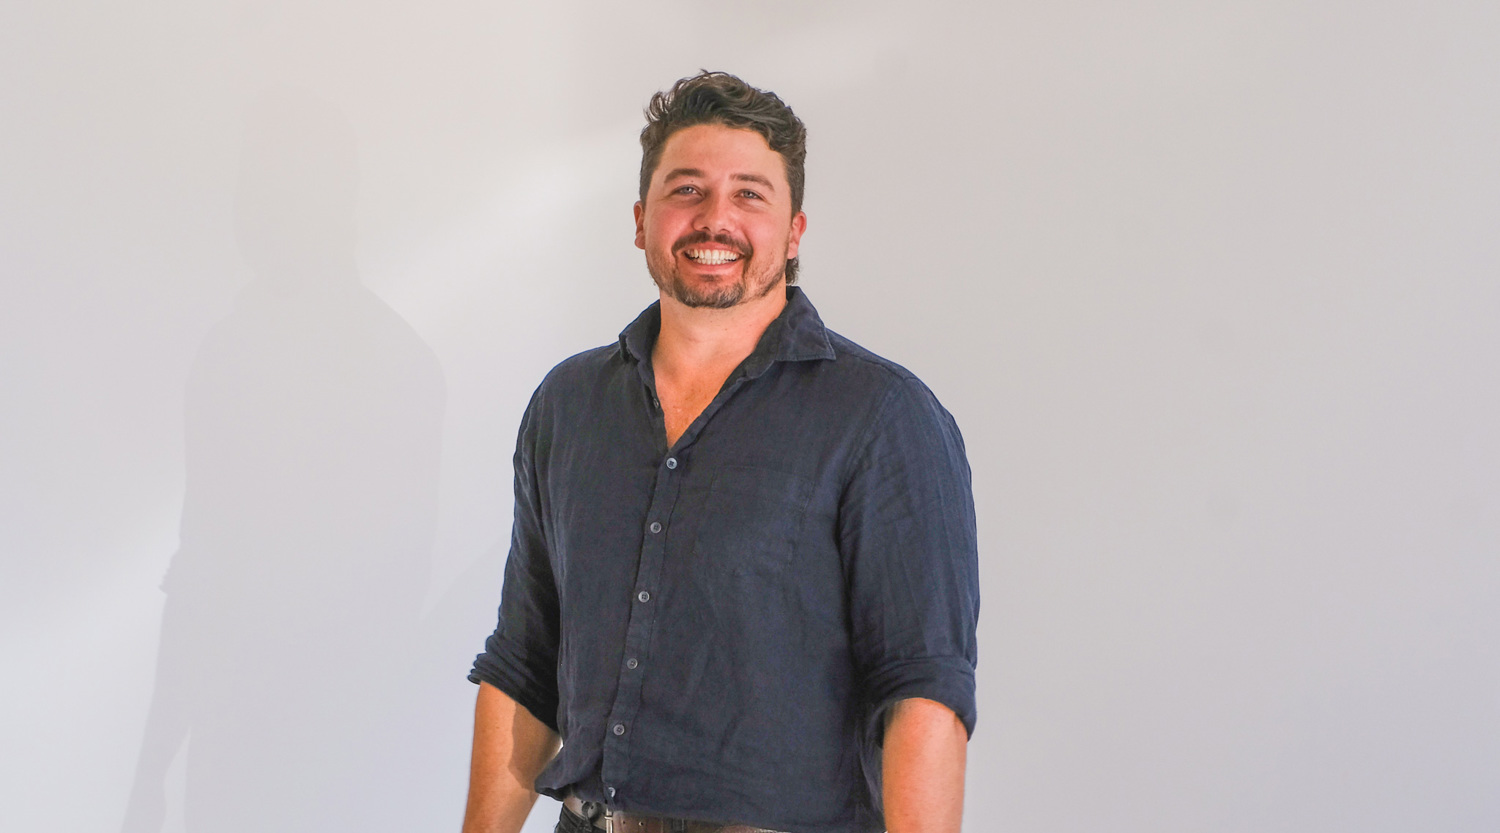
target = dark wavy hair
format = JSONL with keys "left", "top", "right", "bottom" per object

{"left": 639, "top": 71, "right": 808, "bottom": 284}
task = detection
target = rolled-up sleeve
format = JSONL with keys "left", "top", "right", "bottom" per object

{"left": 839, "top": 376, "right": 980, "bottom": 739}
{"left": 469, "top": 390, "right": 561, "bottom": 733}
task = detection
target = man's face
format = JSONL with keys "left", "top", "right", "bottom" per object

{"left": 635, "top": 123, "right": 806, "bottom": 309}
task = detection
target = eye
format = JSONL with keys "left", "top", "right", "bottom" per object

{"left": 739, "top": 189, "right": 763, "bottom": 200}
{"left": 674, "top": 184, "right": 700, "bottom": 195}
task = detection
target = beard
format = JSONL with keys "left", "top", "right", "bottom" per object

{"left": 646, "top": 231, "right": 785, "bottom": 309}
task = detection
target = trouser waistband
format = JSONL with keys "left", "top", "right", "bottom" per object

{"left": 561, "top": 793, "right": 786, "bottom": 833}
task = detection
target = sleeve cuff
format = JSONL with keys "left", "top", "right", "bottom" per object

{"left": 468, "top": 635, "right": 560, "bottom": 734}
{"left": 864, "top": 655, "right": 977, "bottom": 740}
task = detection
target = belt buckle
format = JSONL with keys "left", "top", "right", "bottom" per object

{"left": 578, "top": 798, "right": 614, "bottom": 833}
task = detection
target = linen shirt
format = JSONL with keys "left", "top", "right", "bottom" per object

{"left": 470, "top": 287, "right": 979, "bottom": 833}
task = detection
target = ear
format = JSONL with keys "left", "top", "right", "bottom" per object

{"left": 634, "top": 201, "right": 646, "bottom": 250}
{"left": 785, "top": 211, "right": 807, "bottom": 260}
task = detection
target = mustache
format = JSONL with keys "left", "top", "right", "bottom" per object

{"left": 672, "top": 231, "right": 752, "bottom": 256}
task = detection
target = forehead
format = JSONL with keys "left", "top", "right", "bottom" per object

{"left": 655, "top": 123, "right": 787, "bottom": 185}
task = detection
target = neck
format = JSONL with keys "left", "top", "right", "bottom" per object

{"left": 653, "top": 282, "right": 788, "bottom": 380}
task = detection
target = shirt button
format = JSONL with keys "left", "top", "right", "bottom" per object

{"left": 637, "top": 590, "right": 651, "bottom": 603}
{"left": 648, "top": 521, "right": 662, "bottom": 534}
{"left": 613, "top": 722, "right": 626, "bottom": 736}
{"left": 626, "top": 657, "right": 639, "bottom": 669}
{"left": 665, "top": 457, "right": 678, "bottom": 470}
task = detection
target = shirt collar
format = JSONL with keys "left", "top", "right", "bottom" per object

{"left": 617, "top": 286, "right": 837, "bottom": 373}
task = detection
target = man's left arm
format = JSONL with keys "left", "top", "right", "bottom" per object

{"left": 839, "top": 376, "right": 980, "bottom": 832}
{"left": 883, "top": 697, "right": 968, "bottom": 833}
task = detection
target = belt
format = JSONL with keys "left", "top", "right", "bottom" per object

{"left": 562, "top": 793, "right": 784, "bottom": 833}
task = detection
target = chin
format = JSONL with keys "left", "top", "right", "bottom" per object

{"left": 648, "top": 250, "right": 786, "bottom": 309}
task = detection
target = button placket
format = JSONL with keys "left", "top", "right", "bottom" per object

{"left": 599, "top": 437, "right": 689, "bottom": 799}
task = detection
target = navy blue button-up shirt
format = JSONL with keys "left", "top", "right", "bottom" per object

{"left": 471, "top": 288, "right": 979, "bottom": 833}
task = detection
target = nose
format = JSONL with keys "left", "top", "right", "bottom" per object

{"left": 694, "top": 189, "right": 733, "bottom": 233}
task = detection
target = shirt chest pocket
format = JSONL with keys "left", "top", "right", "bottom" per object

{"left": 691, "top": 464, "right": 815, "bottom": 576}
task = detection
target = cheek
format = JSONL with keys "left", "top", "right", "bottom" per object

{"left": 647, "top": 213, "right": 682, "bottom": 245}
{"left": 758, "top": 223, "right": 792, "bottom": 254}
{"left": 640, "top": 217, "right": 669, "bottom": 251}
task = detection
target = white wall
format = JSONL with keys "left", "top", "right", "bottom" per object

{"left": 2, "top": 2, "right": 1497, "bottom": 831}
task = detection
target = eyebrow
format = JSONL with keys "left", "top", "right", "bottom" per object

{"left": 661, "top": 168, "right": 777, "bottom": 192}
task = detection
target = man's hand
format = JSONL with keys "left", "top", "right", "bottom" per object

{"left": 882, "top": 697, "right": 968, "bottom": 833}
{"left": 461, "top": 682, "right": 562, "bottom": 833}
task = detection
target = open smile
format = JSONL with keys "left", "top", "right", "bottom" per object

{"left": 682, "top": 248, "right": 741, "bottom": 265}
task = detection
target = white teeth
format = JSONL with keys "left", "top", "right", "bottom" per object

{"left": 685, "top": 249, "right": 740, "bottom": 265}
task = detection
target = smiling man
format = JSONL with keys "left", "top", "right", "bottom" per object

{"left": 462, "top": 72, "right": 979, "bottom": 833}
{"left": 636, "top": 121, "right": 805, "bottom": 311}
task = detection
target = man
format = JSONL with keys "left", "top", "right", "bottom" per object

{"left": 463, "top": 72, "right": 979, "bottom": 833}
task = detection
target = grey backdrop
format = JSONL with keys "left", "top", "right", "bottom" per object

{"left": 3, "top": 2, "right": 1497, "bottom": 832}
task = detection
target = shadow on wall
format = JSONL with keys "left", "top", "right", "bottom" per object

{"left": 120, "top": 88, "right": 448, "bottom": 833}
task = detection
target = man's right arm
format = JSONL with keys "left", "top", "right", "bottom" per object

{"left": 461, "top": 682, "right": 562, "bottom": 833}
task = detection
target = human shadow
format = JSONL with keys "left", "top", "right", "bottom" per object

{"left": 121, "top": 88, "right": 446, "bottom": 833}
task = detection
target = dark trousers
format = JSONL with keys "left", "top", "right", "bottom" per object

{"left": 555, "top": 802, "right": 597, "bottom": 833}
